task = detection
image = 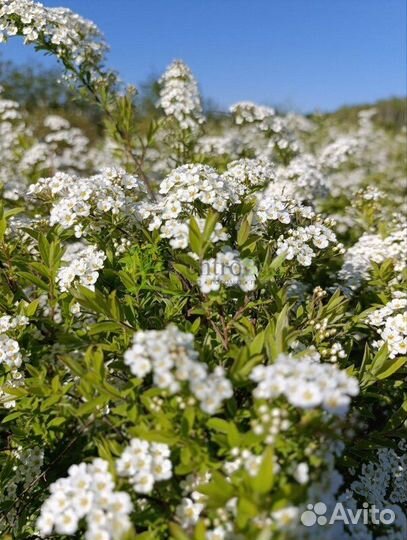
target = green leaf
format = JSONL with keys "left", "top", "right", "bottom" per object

{"left": 2, "top": 411, "right": 24, "bottom": 423}
{"left": 376, "top": 356, "right": 406, "bottom": 380}
{"left": 189, "top": 216, "right": 202, "bottom": 255}
{"left": 251, "top": 447, "right": 274, "bottom": 494}
{"left": 88, "top": 321, "right": 123, "bottom": 335}
{"left": 169, "top": 523, "right": 190, "bottom": 540}
{"left": 237, "top": 214, "right": 252, "bottom": 247}
{"left": 76, "top": 395, "right": 109, "bottom": 417}
{"left": 202, "top": 211, "right": 219, "bottom": 244}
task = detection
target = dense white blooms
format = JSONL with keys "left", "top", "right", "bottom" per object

{"left": 57, "top": 244, "right": 106, "bottom": 292}
{"left": 250, "top": 352, "right": 359, "bottom": 415}
{"left": 158, "top": 60, "right": 204, "bottom": 131}
{"left": 276, "top": 222, "right": 341, "bottom": 266}
{"left": 36, "top": 458, "right": 132, "bottom": 539}
{"left": 0, "top": 314, "right": 29, "bottom": 333}
{"left": 366, "top": 293, "right": 407, "bottom": 358}
{"left": 145, "top": 164, "right": 232, "bottom": 215}
{"left": 20, "top": 115, "right": 90, "bottom": 174}
{"left": 139, "top": 164, "right": 234, "bottom": 247}
{"left": 116, "top": 438, "right": 172, "bottom": 494}
{"left": 276, "top": 154, "right": 328, "bottom": 200}
{"left": 339, "top": 224, "right": 407, "bottom": 289}
{"left": 230, "top": 101, "right": 276, "bottom": 131}
{"left": 197, "top": 132, "right": 245, "bottom": 157}
{"left": 0, "top": 0, "right": 107, "bottom": 70}
{"left": 124, "top": 325, "right": 233, "bottom": 414}
{"left": 318, "top": 135, "right": 359, "bottom": 169}
{"left": 254, "top": 182, "right": 315, "bottom": 226}
{"left": 0, "top": 4, "right": 405, "bottom": 535}
{"left": 0, "top": 90, "right": 27, "bottom": 198}
{"left": 28, "top": 167, "right": 143, "bottom": 233}
{"left": 221, "top": 158, "right": 276, "bottom": 197}
{"left": 0, "top": 314, "right": 28, "bottom": 369}
{"left": 199, "top": 248, "right": 257, "bottom": 293}
{"left": 0, "top": 315, "right": 28, "bottom": 408}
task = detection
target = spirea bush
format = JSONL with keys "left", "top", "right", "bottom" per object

{"left": 0, "top": 1, "right": 406, "bottom": 539}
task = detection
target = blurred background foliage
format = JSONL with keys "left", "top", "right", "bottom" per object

{"left": 1, "top": 56, "right": 405, "bottom": 145}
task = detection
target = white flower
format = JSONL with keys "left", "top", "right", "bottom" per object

{"left": 116, "top": 438, "right": 172, "bottom": 494}
{"left": 250, "top": 352, "right": 359, "bottom": 416}
{"left": 158, "top": 60, "right": 204, "bottom": 131}
{"left": 57, "top": 243, "right": 106, "bottom": 292}
{"left": 123, "top": 325, "right": 233, "bottom": 414}
{"left": 132, "top": 471, "right": 155, "bottom": 494}
{"left": 175, "top": 497, "right": 204, "bottom": 527}
{"left": 54, "top": 509, "right": 79, "bottom": 535}
{"left": 293, "top": 462, "right": 309, "bottom": 485}
{"left": 290, "top": 382, "right": 322, "bottom": 409}
{"left": 339, "top": 222, "right": 407, "bottom": 289}
{"left": 36, "top": 458, "right": 132, "bottom": 539}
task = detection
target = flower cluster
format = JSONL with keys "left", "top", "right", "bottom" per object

{"left": 318, "top": 135, "right": 360, "bottom": 169}
{"left": 124, "top": 325, "right": 233, "bottom": 414}
{"left": 139, "top": 164, "right": 234, "bottom": 247}
{"left": 1, "top": 2, "right": 406, "bottom": 539}
{"left": 142, "top": 164, "right": 232, "bottom": 223}
{"left": 339, "top": 223, "right": 407, "bottom": 289}
{"left": 0, "top": 314, "right": 29, "bottom": 333}
{"left": 20, "top": 114, "right": 90, "bottom": 175}
{"left": 0, "top": 91, "right": 26, "bottom": 198}
{"left": 0, "top": 314, "right": 28, "bottom": 369}
{"left": 250, "top": 352, "right": 359, "bottom": 415}
{"left": 57, "top": 243, "right": 106, "bottom": 292}
{"left": 158, "top": 60, "right": 204, "bottom": 131}
{"left": 175, "top": 474, "right": 210, "bottom": 528}
{"left": 199, "top": 248, "right": 258, "bottom": 293}
{"left": 230, "top": 101, "right": 276, "bottom": 131}
{"left": 175, "top": 473, "right": 240, "bottom": 538}
{"left": 221, "top": 158, "right": 276, "bottom": 197}
{"left": 251, "top": 404, "right": 291, "bottom": 445}
{"left": 0, "top": 0, "right": 107, "bottom": 69}
{"left": 366, "top": 293, "right": 407, "bottom": 358}
{"left": 224, "top": 447, "right": 279, "bottom": 478}
{"left": 276, "top": 154, "right": 328, "bottom": 200}
{"left": 36, "top": 458, "right": 132, "bottom": 539}
{"left": 254, "top": 182, "right": 315, "bottom": 226}
{"left": 276, "top": 222, "right": 341, "bottom": 266}
{"left": 28, "top": 167, "right": 143, "bottom": 234}
{"left": 116, "top": 438, "right": 172, "bottom": 494}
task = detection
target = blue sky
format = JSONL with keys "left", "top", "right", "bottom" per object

{"left": 1, "top": 0, "right": 406, "bottom": 112}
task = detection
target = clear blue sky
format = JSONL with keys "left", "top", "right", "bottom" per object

{"left": 1, "top": 0, "right": 406, "bottom": 112}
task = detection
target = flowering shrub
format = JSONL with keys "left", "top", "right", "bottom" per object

{"left": 0, "top": 1, "right": 406, "bottom": 540}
